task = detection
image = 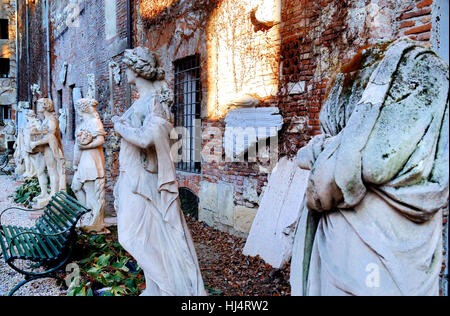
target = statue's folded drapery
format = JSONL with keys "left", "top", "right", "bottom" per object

{"left": 292, "top": 39, "right": 449, "bottom": 296}
{"left": 115, "top": 110, "right": 206, "bottom": 296}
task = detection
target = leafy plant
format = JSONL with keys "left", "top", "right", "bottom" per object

{"left": 67, "top": 227, "right": 146, "bottom": 297}
{"left": 13, "top": 178, "right": 42, "bottom": 208}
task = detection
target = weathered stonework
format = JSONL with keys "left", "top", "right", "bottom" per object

{"left": 14, "top": 1, "right": 447, "bottom": 294}
{"left": 0, "top": 1, "right": 17, "bottom": 152}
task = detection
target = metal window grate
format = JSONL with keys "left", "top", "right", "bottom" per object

{"left": 174, "top": 55, "right": 202, "bottom": 173}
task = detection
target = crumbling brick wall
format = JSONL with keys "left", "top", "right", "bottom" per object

{"left": 133, "top": 0, "right": 439, "bottom": 237}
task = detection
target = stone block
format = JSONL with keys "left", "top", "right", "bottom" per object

{"left": 198, "top": 180, "right": 236, "bottom": 229}
{"left": 243, "top": 157, "right": 310, "bottom": 269}
{"left": 234, "top": 206, "right": 258, "bottom": 235}
{"left": 217, "top": 181, "right": 235, "bottom": 227}
{"left": 198, "top": 181, "right": 218, "bottom": 227}
{"left": 243, "top": 177, "right": 259, "bottom": 204}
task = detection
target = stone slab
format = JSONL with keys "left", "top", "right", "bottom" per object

{"left": 243, "top": 157, "right": 310, "bottom": 269}
{"left": 234, "top": 206, "right": 258, "bottom": 234}
{"left": 224, "top": 107, "right": 283, "bottom": 159}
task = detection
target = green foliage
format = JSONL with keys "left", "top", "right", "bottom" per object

{"left": 13, "top": 178, "right": 41, "bottom": 208}
{"left": 67, "top": 228, "right": 145, "bottom": 297}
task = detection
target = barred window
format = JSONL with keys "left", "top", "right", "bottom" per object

{"left": 173, "top": 55, "right": 202, "bottom": 173}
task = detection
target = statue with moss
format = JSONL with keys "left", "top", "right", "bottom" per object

{"left": 291, "top": 38, "right": 449, "bottom": 296}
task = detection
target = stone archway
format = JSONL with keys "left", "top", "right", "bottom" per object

{"left": 179, "top": 187, "right": 199, "bottom": 220}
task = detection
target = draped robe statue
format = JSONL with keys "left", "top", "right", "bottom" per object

{"left": 72, "top": 98, "right": 107, "bottom": 234}
{"left": 112, "top": 47, "right": 206, "bottom": 296}
{"left": 291, "top": 39, "right": 449, "bottom": 296}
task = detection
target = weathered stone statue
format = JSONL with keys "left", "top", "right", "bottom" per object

{"left": 13, "top": 129, "right": 26, "bottom": 176}
{"left": 72, "top": 98, "right": 107, "bottom": 234}
{"left": 291, "top": 39, "right": 449, "bottom": 296}
{"left": 112, "top": 47, "right": 206, "bottom": 296}
{"left": 22, "top": 110, "right": 42, "bottom": 179}
{"left": 3, "top": 120, "right": 16, "bottom": 150}
{"left": 30, "top": 98, "right": 66, "bottom": 207}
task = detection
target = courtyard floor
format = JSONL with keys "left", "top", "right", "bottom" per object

{"left": 0, "top": 175, "right": 291, "bottom": 296}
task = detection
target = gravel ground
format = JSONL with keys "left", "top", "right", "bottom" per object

{"left": 0, "top": 175, "right": 65, "bottom": 296}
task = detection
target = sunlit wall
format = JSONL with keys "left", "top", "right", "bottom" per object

{"left": 206, "top": 0, "right": 281, "bottom": 120}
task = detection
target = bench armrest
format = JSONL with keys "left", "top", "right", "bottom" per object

{"left": 0, "top": 207, "right": 46, "bottom": 227}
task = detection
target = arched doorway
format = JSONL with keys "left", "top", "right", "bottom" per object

{"left": 179, "top": 187, "right": 199, "bottom": 220}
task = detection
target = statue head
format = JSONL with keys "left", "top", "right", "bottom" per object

{"left": 123, "top": 47, "right": 165, "bottom": 84}
{"left": 36, "top": 98, "right": 54, "bottom": 113}
{"left": 76, "top": 98, "right": 98, "bottom": 115}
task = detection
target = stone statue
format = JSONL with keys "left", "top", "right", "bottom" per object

{"left": 22, "top": 110, "right": 42, "bottom": 179}
{"left": 291, "top": 39, "right": 449, "bottom": 296}
{"left": 13, "top": 129, "right": 26, "bottom": 176}
{"left": 3, "top": 120, "right": 16, "bottom": 148}
{"left": 112, "top": 47, "right": 206, "bottom": 296}
{"left": 72, "top": 98, "right": 107, "bottom": 234}
{"left": 58, "top": 108, "right": 68, "bottom": 136}
{"left": 30, "top": 98, "right": 66, "bottom": 207}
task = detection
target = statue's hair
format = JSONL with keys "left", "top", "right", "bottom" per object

{"left": 123, "top": 47, "right": 165, "bottom": 81}
{"left": 76, "top": 98, "right": 99, "bottom": 114}
{"left": 37, "top": 98, "right": 54, "bottom": 113}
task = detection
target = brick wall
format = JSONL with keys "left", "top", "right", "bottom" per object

{"left": 132, "top": 0, "right": 440, "bottom": 237}
{"left": 48, "top": 0, "right": 131, "bottom": 213}
{"left": 0, "top": 0, "right": 17, "bottom": 152}
{"left": 13, "top": 0, "right": 447, "bottom": 294}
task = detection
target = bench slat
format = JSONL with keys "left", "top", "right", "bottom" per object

{"left": 44, "top": 209, "right": 70, "bottom": 231}
{"left": 2, "top": 226, "right": 18, "bottom": 258}
{"left": 17, "top": 227, "right": 46, "bottom": 260}
{"left": 55, "top": 193, "right": 89, "bottom": 216}
{"left": 14, "top": 226, "right": 38, "bottom": 258}
{"left": 31, "top": 227, "right": 60, "bottom": 258}
{"left": 29, "top": 227, "right": 57, "bottom": 259}
{"left": 51, "top": 197, "right": 78, "bottom": 219}
{"left": 10, "top": 226, "right": 32, "bottom": 259}
{"left": 36, "top": 220, "right": 65, "bottom": 249}
{"left": 48, "top": 201, "right": 76, "bottom": 225}
{"left": 57, "top": 192, "right": 90, "bottom": 212}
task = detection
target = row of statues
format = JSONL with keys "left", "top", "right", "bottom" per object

{"left": 11, "top": 38, "right": 448, "bottom": 296}
{"left": 14, "top": 46, "right": 206, "bottom": 296}
{"left": 15, "top": 97, "right": 107, "bottom": 233}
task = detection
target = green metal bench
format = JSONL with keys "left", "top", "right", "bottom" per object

{"left": 0, "top": 191, "right": 91, "bottom": 296}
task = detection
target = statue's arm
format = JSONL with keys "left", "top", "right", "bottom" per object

{"left": 114, "top": 120, "right": 155, "bottom": 149}
{"left": 78, "top": 135, "right": 105, "bottom": 150}
{"left": 31, "top": 117, "right": 58, "bottom": 147}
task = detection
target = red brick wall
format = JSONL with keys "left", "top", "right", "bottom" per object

{"left": 134, "top": 0, "right": 436, "bottom": 208}
{"left": 398, "top": 0, "right": 434, "bottom": 43}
